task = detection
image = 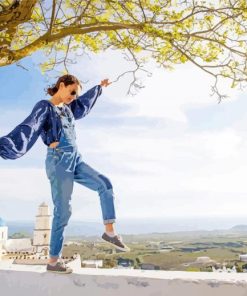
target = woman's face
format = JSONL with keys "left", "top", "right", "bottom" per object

{"left": 59, "top": 82, "right": 81, "bottom": 104}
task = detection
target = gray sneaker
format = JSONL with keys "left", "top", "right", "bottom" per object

{"left": 46, "top": 259, "right": 73, "bottom": 274}
{"left": 102, "top": 232, "right": 130, "bottom": 252}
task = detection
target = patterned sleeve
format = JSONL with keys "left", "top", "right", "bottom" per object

{"left": 0, "top": 100, "right": 49, "bottom": 160}
{"left": 68, "top": 85, "right": 102, "bottom": 120}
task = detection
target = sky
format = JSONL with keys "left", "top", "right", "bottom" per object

{"left": 1, "top": 47, "right": 247, "bottom": 230}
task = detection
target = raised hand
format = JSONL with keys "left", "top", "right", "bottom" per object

{"left": 100, "top": 78, "right": 112, "bottom": 87}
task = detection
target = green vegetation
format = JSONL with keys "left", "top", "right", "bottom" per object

{"left": 9, "top": 232, "right": 30, "bottom": 239}
{"left": 63, "top": 232, "right": 247, "bottom": 271}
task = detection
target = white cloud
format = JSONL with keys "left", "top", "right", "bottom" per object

{"left": 0, "top": 168, "right": 50, "bottom": 201}
{"left": 87, "top": 50, "right": 240, "bottom": 122}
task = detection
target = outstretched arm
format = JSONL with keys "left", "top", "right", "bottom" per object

{"left": 0, "top": 100, "right": 49, "bottom": 160}
{"left": 68, "top": 78, "right": 112, "bottom": 120}
{"left": 68, "top": 85, "right": 102, "bottom": 120}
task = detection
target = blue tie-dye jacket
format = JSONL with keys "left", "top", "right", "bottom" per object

{"left": 0, "top": 85, "right": 102, "bottom": 160}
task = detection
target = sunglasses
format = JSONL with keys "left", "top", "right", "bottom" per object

{"left": 70, "top": 90, "right": 78, "bottom": 97}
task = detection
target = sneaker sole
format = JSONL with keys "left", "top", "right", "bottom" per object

{"left": 101, "top": 237, "right": 130, "bottom": 252}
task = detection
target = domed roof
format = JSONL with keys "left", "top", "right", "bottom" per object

{"left": 0, "top": 217, "right": 6, "bottom": 227}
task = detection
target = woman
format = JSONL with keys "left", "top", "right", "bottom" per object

{"left": 0, "top": 74, "right": 130, "bottom": 274}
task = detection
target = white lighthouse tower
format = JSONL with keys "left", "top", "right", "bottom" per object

{"left": 33, "top": 202, "right": 51, "bottom": 255}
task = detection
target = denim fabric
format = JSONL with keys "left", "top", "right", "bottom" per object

{"left": 46, "top": 104, "right": 116, "bottom": 258}
{"left": 53, "top": 104, "right": 77, "bottom": 147}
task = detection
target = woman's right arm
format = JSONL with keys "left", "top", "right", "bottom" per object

{"left": 0, "top": 100, "right": 49, "bottom": 160}
{"left": 68, "top": 85, "right": 102, "bottom": 120}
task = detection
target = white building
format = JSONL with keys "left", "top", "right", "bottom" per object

{"left": 0, "top": 216, "right": 33, "bottom": 254}
{"left": 33, "top": 202, "right": 51, "bottom": 255}
{"left": 5, "top": 238, "right": 33, "bottom": 252}
{"left": 81, "top": 259, "right": 103, "bottom": 268}
{"left": 195, "top": 256, "right": 215, "bottom": 264}
{"left": 0, "top": 202, "right": 52, "bottom": 259}
{"left": 212, "top": 265, "right": 237, "bottom": 273}
{"left": 239, "top": 254, "right": 247, "bottom": 262}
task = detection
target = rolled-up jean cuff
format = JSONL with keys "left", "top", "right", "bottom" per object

{"left": 103, "top": 219, "right": 116, "bottom": 225}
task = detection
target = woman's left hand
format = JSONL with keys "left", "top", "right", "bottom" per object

{"left": 100, "top": 78, "right": 112, "bottom": 87}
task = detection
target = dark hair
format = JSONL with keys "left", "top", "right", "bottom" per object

{"left": 45, "top": 74, "right": 82, "bottom": 96}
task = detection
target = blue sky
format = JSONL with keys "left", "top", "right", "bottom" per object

{"left": 1, "top": 48, "right": 247, "bottom": 230}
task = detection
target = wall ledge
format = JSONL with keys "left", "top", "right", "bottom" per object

{"left": 1, "top": 261, "right": 247, "bottom": 296}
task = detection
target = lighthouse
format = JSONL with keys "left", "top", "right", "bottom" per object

{"left": 33, "top": 202, "right": 51, "bottom": 255}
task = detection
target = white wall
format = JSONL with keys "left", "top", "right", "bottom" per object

{"left": 1, "top": 264, "right": 247, "bottom": 296}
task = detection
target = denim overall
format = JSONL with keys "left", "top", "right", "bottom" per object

{"left": 45, "top": 104, "right": 116, "bottom": 259}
